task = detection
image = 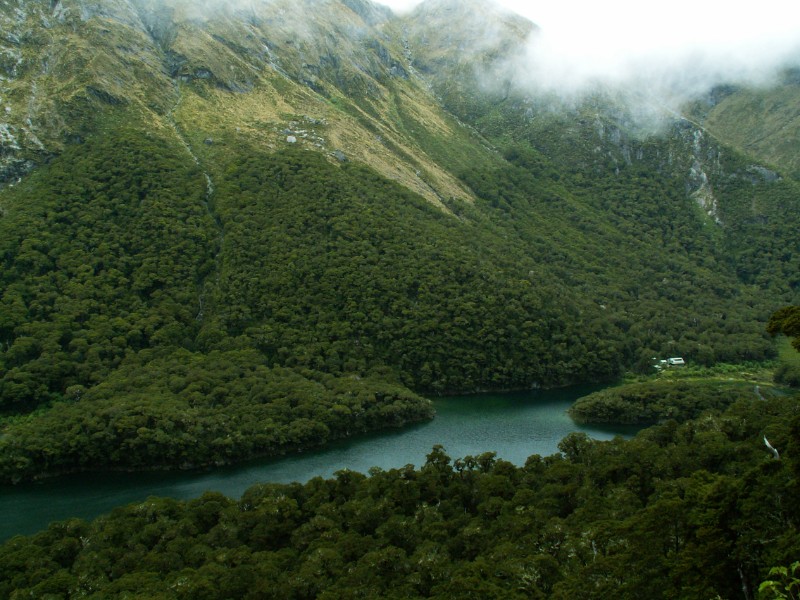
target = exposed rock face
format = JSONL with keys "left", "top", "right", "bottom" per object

{"left": 0, "top": 0, "right": 416, "bottom": 182}
{"left": 690, "top": 160, "right": 720, "bottom": 224}
{"left": 0, "top": 0, "right": 497, "bottom": 205}
{"left": 0, "top": 0, "right": 793, "bottom": 207}
{"left": 0, "top": 0, "right": 181, "bottom": 182}
{"left": 746, "top": 165, "right": 780, "bottom": 184}
{"left": 688, "top": 130, "right": 722, "bottom": 224}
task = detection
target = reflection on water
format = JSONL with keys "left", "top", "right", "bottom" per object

{"left": 2, "top": 385, "right": 638, "bottom": 542}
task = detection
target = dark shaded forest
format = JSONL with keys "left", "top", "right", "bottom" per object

{"left": 569, "top": 378, "right": 785, "bottom": 425}
{"left": 2, "top": 393, "right": 798, "bottom": 598}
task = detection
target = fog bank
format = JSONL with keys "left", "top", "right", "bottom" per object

{"left": 384, "top": 0, "right": 800, "bottom": 97}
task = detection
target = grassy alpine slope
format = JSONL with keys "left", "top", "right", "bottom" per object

{"left": 688, "top": 70, "right": 800, "bottom": 180}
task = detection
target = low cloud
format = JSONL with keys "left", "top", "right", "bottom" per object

{"left": 514, "top": 1, "right": 800, "bottom": 98}
{"left": 384, "top": 0, "right": 800, "bottom": 105}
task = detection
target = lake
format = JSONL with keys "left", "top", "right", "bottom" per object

{"left": 1, "top": 385, "right": 636, "bottom": 542}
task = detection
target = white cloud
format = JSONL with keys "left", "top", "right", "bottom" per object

{"left": 377, "top": 0, "right": 420, "bottom": 13}
{"left": 380, "top": 0, "right": 800, "bottom": 93}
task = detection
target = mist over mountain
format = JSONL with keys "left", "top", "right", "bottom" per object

{"left": 387, "top": 0, "right": 800, "bottom": 99}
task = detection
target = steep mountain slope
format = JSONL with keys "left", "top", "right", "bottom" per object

{"left": 688, "top": 70, "right": 800, "bottom": 179}
{"left": 0, "top": 0, "right": 488, "bottom": 204}
{"left": 402, "top": 3, "right": 800, "bottom": 346}
{"left": 1, "top": 0, "right": 798, "bottom": 481}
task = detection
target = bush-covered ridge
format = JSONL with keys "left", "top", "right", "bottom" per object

{"left": 568, "top": 378, "right": 785, "bottom": 425}
{"left": 204, "top": 146, "right": 625, "bottom": 390}
{"left": 2, "top": 394, "right": 798, "bottom": 598}
{"left": 0, "top": 349, "right": 433, "bottom": 483}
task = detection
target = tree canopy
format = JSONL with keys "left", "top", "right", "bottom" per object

{"left": 768, "top": 306, "right": 800, "bottom": 351}
{"left": 2, "top": 393, "right": 798, "bottom": 598}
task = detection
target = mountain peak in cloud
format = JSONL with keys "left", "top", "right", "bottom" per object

{"left": 383, "top": 0, "right": 800, "bottom": 98}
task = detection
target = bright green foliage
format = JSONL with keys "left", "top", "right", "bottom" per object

{"left": 774, "top": 336, "right": 800, "bottom": 387}
{"left": 769, "top": 308, "right": 800, "bottom": 387}
{"left": 760, "top": 562, "right": 800, "bottom": 600}
{"left": 2, "top": 395, "right": 798, "bottom": 598}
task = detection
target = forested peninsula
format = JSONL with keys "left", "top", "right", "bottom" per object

{"left": 568, "top": 378, "right": 784, "bottom": 425}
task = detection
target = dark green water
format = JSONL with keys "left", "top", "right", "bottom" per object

{"left": 1, "top": 386, "right": 636, "bottom": 542}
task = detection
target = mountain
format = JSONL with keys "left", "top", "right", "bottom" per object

{"left": 0, "top": 0, "right": 479, "bottom": 204}
{"left": 0, "top": 0, "right": 799, "bottom": 482}
{"left": 687, "top": 70, "right": 800, "bottom": 179}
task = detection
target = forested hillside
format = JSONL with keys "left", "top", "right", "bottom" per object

{"left": 2, "top": 0, "right": 800, "bottom": 596}
{"left": 1, "top": 0, "right": 799, "bottom": 482}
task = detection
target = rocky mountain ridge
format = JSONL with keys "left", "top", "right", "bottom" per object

{"left": 3, "top": 0, "right": 797, "bottom": 195}
{"left": 1, "top": 0, "right": 501, "bottom": 206}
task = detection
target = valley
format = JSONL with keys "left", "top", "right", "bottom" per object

{"left": 0, "top": 0, "right": 799, "bottom": 595}
{"left": 0, "top": 384, "right": 633, "bottom": 542}
{"left": 0, "top": 0, "right": 798, "bottom": 482}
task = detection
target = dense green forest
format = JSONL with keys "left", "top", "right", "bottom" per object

{"left": 0, "top": 126, "right": 217, "bottom": 414}
{"left": 205, "top": 145, "right": 625, "bottom": 389}
{"left": 1, "top": 2, "right": 799, "bottom": 483}
{"left": 0, "top": 348, "right": 432, "bottom": 483}
{"left": 1, "top": 2, "right": 800, "bottom": 596}
{"left": 2, "top": 392, "right": 798, "bottom": 598}
{"left": 1, "top": 104, "right": 799, "bottom": 481}
{"left": 569, "top": 378, "right": 785, "bottom": 425}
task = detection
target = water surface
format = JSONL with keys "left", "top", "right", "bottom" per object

{"left": 2, "top": 386, "right": 636, "bottom": 542}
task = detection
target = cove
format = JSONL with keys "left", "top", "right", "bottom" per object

{"left": 1, "top": 385, "right": 637, "bottom": 542}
